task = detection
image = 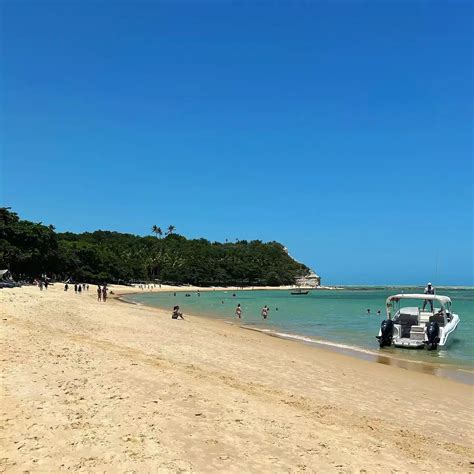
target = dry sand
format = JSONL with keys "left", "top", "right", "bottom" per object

{"left": 1, "top": 284, "right": 473, "bottom": 472}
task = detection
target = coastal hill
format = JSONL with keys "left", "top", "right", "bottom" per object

{"left": 0, "top": 208, "right": 313, "bottom": 286}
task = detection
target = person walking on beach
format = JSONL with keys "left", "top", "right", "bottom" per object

{"left": 78, "top": 284, "right": 82, "bottom": 294}
{"left": 74, "top": 283, "right": 78, "bottom": 293}
{"left": 97, "top": 285, "right": 102, "bottom": 301}
{"left": 422, "top": 282, "right": 435, "bottom": 312}
{"left": 235, "top": 303, "right": 242, "bottom": 319}
{"left": 261, "top": 305, "right": 269, "bottom": 320}
{"left": 86, "top": 284, "right": 89, "bottom": 291}
{"left": 64, "top": 283, "right": 68, "bottom": 291}
{"left": 102, "top": 285, "right": 108, "bottom": 302}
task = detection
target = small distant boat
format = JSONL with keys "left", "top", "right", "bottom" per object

{"left": 290, "top": 288, "right": 309, "bottom": 295}
{"left": 376, "top": 293, "right": 460, "bottom": 351}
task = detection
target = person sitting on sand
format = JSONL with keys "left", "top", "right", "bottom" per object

{"left": 172, "top": 305, "right": 184, "bottom": 319}
{"left": 235, "top": 304, "right": 242, "bottom": 319}
{"left": 261, "top": 305, "right": 269, "bottom": 320}
{"left": 97, "top": 285, "right": 102, "bottom": 301}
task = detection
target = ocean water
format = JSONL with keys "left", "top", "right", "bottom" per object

{"left": 126, "top": 287, "right": 473, "bottom": 377}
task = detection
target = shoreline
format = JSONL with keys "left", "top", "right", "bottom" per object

{"left": 1, "top": 284, "right": 473, "bottom": 471}
{"left": 119, "top": 290, "right": 474, "bottom": 386}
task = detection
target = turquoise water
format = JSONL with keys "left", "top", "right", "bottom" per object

{"left": 126, "top": 288, "right": 473, "bottom": 373}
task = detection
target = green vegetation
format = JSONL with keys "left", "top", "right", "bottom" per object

{"left": 0, "top": 209, "right": 310, "bottom": 285}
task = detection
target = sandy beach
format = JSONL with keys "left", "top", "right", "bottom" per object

{"left": 1, "top": 284, "right": 473, "bottom": 472}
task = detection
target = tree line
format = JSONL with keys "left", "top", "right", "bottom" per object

{"left": 0, "top": 208, "right": 310, "bottom": 286}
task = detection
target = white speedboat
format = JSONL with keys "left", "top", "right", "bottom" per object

{"left": 376, "top": 294, "right": 459, "bottom": 351}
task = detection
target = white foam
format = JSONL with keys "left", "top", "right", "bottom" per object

{"left": 271, "top": 331, "right": 379, "bottom": 356}
{"left": 249, "top": 328, "right": 471, "bottom": 370}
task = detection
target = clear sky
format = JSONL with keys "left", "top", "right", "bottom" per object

{"left": 1, "top": 1, "right": 472, "bottom": 285}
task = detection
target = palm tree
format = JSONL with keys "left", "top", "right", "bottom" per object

{"left": 151, "top": 225, "right": 163, "bottom": 238}
{"left": 166, "top": 225, "right": 175, "bottom": 236}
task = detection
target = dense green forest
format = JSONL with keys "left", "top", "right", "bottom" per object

{"left": 0, "top": 208, "right": 310, "bottom": 286}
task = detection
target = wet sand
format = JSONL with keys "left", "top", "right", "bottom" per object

{"left": 1, "top": 284, "right": 473, "bottom": 472}
{"left": 239, "top": 326, "right": 474, "bottom": 385}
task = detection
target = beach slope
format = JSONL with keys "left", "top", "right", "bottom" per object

{"left": 1, "top": 285, "right": 472, "bottom": 472}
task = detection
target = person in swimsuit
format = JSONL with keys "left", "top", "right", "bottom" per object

{"left": 102, "top": 285, "right": 108, "bottom": 302}
{"left": 172, "top": 305, "right": 184, "bottom": 319}
{"left": 261, "top": 305, "right": 269, "bottom": 320}
{"left": 235, "top": 304, "right": 242, "bottom": 319}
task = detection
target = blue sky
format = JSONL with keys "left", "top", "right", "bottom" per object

{"left": 1, "top": 1, "right": 472, "bottom": 285}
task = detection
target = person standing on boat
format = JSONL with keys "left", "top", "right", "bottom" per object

{"left": 422, "top": 282, "right": 435, "bottom": 312}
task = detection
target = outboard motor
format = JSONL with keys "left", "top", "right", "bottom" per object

{"left": 426, "top": 321, "right": 440, "bottom": 351}
{"left": 377, "top": 319, "right": 394, "bottom": 348}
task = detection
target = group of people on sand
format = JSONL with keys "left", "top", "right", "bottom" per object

{"left": 63, "top": 282, "right": 89, "bottom": 293}
{"left": 73, "top": 283, "right": 89, "bottom": 293}
{"left": 36, "top": 279, "right": 49, "bottom": 290}
{"left": 97, "top": 285, "right": 108, "bottom": 302}
{"left": 62, "top": 281, "right": 108, "bottom": 302}
{"left": 139, "top": 284, "right": 158, "bottom": 290}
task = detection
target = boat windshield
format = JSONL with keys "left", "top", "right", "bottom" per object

{"left": 387, "top": 298, "right": 447, "bottom": 319}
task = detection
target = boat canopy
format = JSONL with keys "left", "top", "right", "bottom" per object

{"left": 386, "top": 294, "right": 451, "bottom": 308}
